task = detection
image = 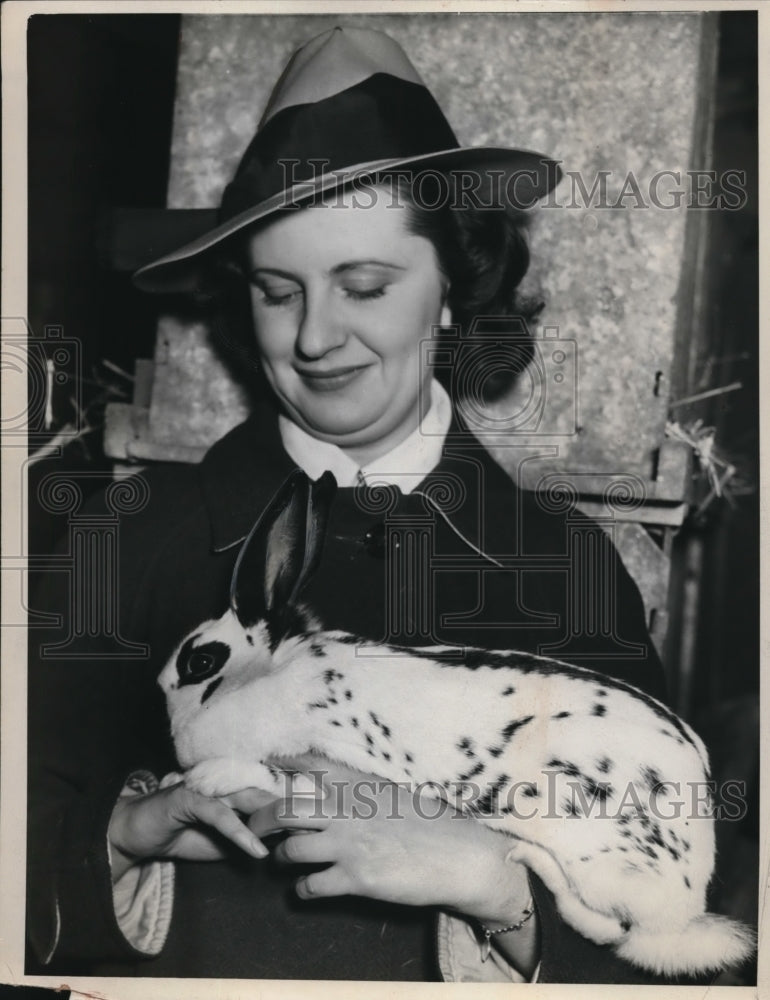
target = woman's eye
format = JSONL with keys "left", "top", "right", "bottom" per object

{"left": 249, "top": 278, "right": 303, "bottom": 307}
{"left": 343, "top": 285, "right": 387, "bottom": 302}
{"left": 259, "top": 288, "right": 302, "bottom": 307}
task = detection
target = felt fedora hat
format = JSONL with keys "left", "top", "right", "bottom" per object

{"left": 133, "top": 26, "right": 561, "bottom": 293}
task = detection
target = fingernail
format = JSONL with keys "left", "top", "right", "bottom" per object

{"left": 251, "top": 836, "right": 268, "bottom": 858}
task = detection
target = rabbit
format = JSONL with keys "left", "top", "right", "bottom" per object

{"left": 158, "top": 468, "right": 755, "bottom": 977}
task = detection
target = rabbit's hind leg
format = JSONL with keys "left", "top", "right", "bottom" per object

{"left": 505, "top": 837, "right": 626, "bottom": 946}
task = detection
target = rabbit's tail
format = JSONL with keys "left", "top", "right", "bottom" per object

{"left": 615, "top": 912, "right": 756, "bottom": 976}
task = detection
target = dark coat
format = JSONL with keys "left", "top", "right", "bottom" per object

{"left": 27, "top": 395, "right": 694, "bottom": 984}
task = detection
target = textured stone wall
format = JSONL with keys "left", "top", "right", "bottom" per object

{"left": 140, "top": 12, "right": 712, "bottom": 491}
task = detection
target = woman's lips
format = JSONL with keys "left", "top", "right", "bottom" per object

{"left": 296, "top": 364, "right": 372, "bottom": 392}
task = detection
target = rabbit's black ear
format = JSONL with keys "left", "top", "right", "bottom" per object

{"left": 231, "top": 469, "right": 310, "bottom": 630}
{"left": 230, "top": 469, "right": 336, "bottom": 636}
{"left": 293, "top": 470, "right": 337, "bottom": 601}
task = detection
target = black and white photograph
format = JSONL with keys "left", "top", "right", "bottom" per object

{"left": 1, "top": 2, "right": 763, "bottom": 995}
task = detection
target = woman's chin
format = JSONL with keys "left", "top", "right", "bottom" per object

{"left": 290, "top": 394, "right": 385, "bottom": 439}
{"left": 301, "top": 410, "right": 382, "bottom": 442}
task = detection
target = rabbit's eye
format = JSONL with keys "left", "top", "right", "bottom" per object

{"left": 188, "top": 652, "right": 215, "bottom": 675}
{"left": 176, "top": 637, "right": 230, "bottom": 686}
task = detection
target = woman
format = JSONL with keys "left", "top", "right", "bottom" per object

{"left": 27, "top": 26, "right": 691, "bottom": 984}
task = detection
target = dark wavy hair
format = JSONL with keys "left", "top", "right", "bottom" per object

{"left": 194, "top": 171, "right": 542, "bottom": 405}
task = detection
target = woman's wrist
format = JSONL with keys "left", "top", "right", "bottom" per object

{"left": 446, "top": 821, "right": 540, "bottom": 977}
{"left": 477, "top": 891, "right": 535, "bottom": 961}
{"left": 449, "top": 820, "right": 533, "bottom": 926}
{"left": 108, "top": 796, "right": 142, "bottom": 884}
{"left": 477, "top": 890, "right": 535, "bottom": 934}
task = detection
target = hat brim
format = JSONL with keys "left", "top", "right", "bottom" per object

{"left": 133, "top": 146, "right": 561, "bottom": 293}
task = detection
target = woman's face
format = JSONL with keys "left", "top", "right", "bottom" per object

{"left": 244, "top": 188, "right": 450, "bottom": 463}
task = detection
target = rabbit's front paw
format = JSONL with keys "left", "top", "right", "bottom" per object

{"left": 185, "top": 758, "right": 288, "bottom": 798}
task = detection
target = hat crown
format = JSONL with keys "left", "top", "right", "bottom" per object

{"left": 262, "top": 27, "right": 425, "bottom": 125}
{"left": 220, "top": 26, "right": 461, "bottom": 224}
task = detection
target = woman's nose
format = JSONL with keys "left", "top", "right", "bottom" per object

{"left": 295, "top": 289, "right": 347, "bottom": 360}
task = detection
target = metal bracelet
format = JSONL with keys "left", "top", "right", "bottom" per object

{"left": 479, "top": 897, "right": 535, "bottom": 962}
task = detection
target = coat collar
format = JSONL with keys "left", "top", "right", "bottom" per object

{"left": 199, "top": 391, "right": 516, "bottom": 553}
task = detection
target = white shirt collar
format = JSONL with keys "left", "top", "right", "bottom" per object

{"left": 278, "top": 379, "right": 452, "bottom": 493}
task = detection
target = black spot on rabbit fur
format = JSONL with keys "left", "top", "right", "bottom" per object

{"left": 641, "top": 766, "right": 663, "bottom": 791}
{"left": 501, "top": 716, "right": 534, "bottom": 742}
{"left": 547, "top": 757, "right": 581, "bottom": 778}
{"left": 592, "top": 703, "right": 607, "bottom": 717}
{"left": 201, "top": 676, "right": 223, "bottom": 704}
{"left": 581, "top": 776, "right": 612, "bottom": 801}
{"left": 474, "top": 773, "right": 511, "bottom": 815}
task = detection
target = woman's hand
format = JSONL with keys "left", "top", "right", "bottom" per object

{"left": 249, "top": 755, "right": 532, "bottom": 923}
{"left": 107, "top": 779, "right": 278, "bottom": 884}
{"left": 249, "top": 756, "right": 540, "bottom": 976}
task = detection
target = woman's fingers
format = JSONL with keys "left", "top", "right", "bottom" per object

{"left": 272, "top": 829, "right": 336, "bottom": 866}
{"left": 109, "top": 778, "right": 273, "bottom": 882}
{"left": 178, "top": 789, "right": 269, "bottom": 859}
{"left": 248, "top": 791, "right": 329, "bottom": 839}
{"left": 294, "top": 864, "right": 351, "bottom": 900}
{"left": 219, "top": 786, "right": 282, "bottom": 814}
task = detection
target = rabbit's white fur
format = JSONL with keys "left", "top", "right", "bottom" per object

{"left": 159, "top": 612, "right": 755, "bottom": 977}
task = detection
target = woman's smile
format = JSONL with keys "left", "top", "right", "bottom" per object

{"left": 295, "top": 362, "right": 375, "bottom": 392}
